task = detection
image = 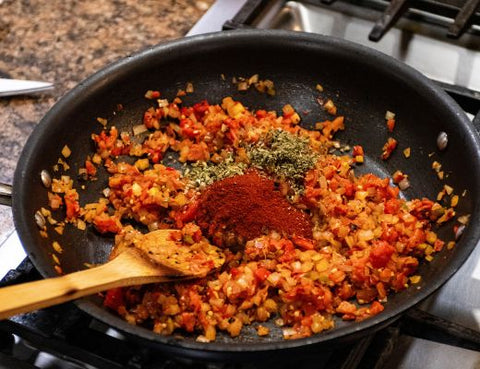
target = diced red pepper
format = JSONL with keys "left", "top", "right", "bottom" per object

{"left": 64, "top": 190, "right": 80, "bottom": 220}
{"left": 381, "top": 137, "right": 398, "bottom": 160}
{"left": 145, "top": 90, "right": 161, "bottom": 99}
{"left": 386, "top": 118, "right": 395, "bottom": 132}
{"left": 255, "top": 109, "right": 267, "bottom": 119}
{"left": 230, "top": 267, "right": 241, "bottom": 278}
{"left": 93, "top": 214, "right": 122, "bottom": 234}
{"left": 143, "top": 108, "right": 159, "bottom": 129}
{"left": 369, "top": 300, "right": 385, "bottom": 315}
{"left": 292, "top": 236, "right": 314, "bottom": 250}
{"left": 254, "top": 267, "right": 271, "bottom": 282}
{"left": 370, "top": 241, "right": 395, "bottom": 268}
{"left": 192, "top": 100, "right": 210, "bottom": 120}
{"left": 179, "top": 118, "right": 198, "bottom": 139}
{"left": 181, "top": 312, "right": 196, "bottom": 332}
{"left": 352, "top": 145, "right": 364, "bottom": 157}
{"left": 85, "top": 160, "right": 97, "bottom": 177}
{"left": 384, "top": 198, "right": 400, "bottom": 214}
{"left": 381, "top": 226, "right": 399, "bottom": 243}
{"left": 104, "top": 288, "right": 125, "bottom": 311}
{"left": 173, "top": 201, "right": 199, "bottom": 227}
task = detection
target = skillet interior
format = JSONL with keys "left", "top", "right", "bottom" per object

{"left": 12, "top": 30, "right": 480, "bottom": 358}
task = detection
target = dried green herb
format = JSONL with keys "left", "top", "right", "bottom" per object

{"left": 186, "top": 130, "right": 318, "bottom": 193}
{"left": 248, "top": 129, "right": 318, "bottom": 191}
{"left": 185, "top": 154, "right": 247, "bottom": 189}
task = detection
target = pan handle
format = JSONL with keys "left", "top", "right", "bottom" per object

{"left": 0, "top": 183, "right": 12, "bottom": 207}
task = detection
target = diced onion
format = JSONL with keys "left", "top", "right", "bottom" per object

{"left": 61, "top": 145, "right": 71, "bottom": 158}
{"left": 398, "top": 178, "right": 410, "bottom": 190}
{"left": 132, "top": 124, "right": 148, "bottom": 136}
{"left": 385, "top": 110, "right": 395, "bottom": 120}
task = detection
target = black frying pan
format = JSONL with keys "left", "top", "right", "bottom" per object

{"left": 7, "top": 30, "right": 480, "bottom": 360}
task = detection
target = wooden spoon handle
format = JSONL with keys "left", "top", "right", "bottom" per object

{"left": 0, "top": 254, "right": 174, "bottom": 320}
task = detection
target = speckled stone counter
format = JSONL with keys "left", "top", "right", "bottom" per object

{"left": 0, "top": 0, "right": 213, "bottom": 243}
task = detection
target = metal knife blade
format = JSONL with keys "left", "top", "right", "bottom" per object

{"left": 0, "top": 78, "right": 54, "bottom": 97}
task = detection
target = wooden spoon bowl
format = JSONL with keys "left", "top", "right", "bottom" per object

{"left": 0, "top": 229, "right": 225, "bottom": 320}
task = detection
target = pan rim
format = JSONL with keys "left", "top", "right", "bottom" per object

{"left": 12, "top": 28, "right": 480, "bottom": 354}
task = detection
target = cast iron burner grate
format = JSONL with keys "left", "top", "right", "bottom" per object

{"left": 1, "top": 259, "right": 480, "bottom": 369}
{"left": 223, "top": 0, "right": 480, "bottom": 40}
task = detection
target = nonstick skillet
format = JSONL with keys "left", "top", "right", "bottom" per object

{"left": 4, "top": 30, "right": 480, "bottom": 360}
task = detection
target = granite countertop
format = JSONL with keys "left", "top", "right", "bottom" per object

{"left": 0, "top": 0, "right": 213, "bottom": 243}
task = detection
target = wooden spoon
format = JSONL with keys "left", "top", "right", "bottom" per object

{"left": 0, "top": 229, "right": 225, "bottom": 320}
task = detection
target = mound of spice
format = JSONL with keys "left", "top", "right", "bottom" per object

{"left": 195, "top": 170, "right": 312, "bottom": 248}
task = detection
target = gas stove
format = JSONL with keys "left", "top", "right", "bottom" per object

{"left": 1, "top": 0, "right": 480, "bottom": 368}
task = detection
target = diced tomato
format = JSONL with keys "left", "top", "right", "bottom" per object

{"left": 145, "top": 90, "right": 161, "bottom": 99}
{"left": 230, "top": 267, "right": 241, "bottom": 278}
{"left": 85, "top": 160, "right": 97, "bottom": 177}
{"left": 370, "top": 241, "right": 395, "bottom": 268}
{"left": 344, "top": 181, "right": 355, "bottom": 198}
{"left": 182, "top": 222, "right": 203, "bottom": 243}
{"left": 369, "top": 300, "right": 385, "bottom": 315}
{"left": 173, "top": 201, "right": 199, "bottom": 227}
{"left": 329, "top": 270, "right": 346, "bottom": 284}
{"left": 376, "top": 282, "right": 387, "bottom": 300}
{"left": 381, "top": 137, "right": 398, "bottom": 160}
{"left": 64, "top": 190, "right": 80, "bottom": 220}
{"left": 392, "top": 272, "right": 408, "bottom": 291}
{"left": 104, "top": 288, "right": 125, "bottom": 311}
{"left": 334, "top": 205, "right": 347, "bottom": 216}
{"left": 352, "top": 145, "right": 364, "bottom": 157}
{"left": 351, "top": 256, "right": 369, "bottom": 283}
{"left": 143, "top": 108, "right": 159, "bottom": 129}
{"left": 406, "top": 229, "right": 426, "bottom": 249}
{"left": 150, "top": 151, "right": 162, "bottom": 163}
{"left": 392, "top": 170, "right": 407, "bottom": 185}
{"left": 192, "top": 100, "right": 210, "bottom": 120}
{"left": 292, "top": 236, "right": 314, "bottom": 250}
{"left": 381, "top": 225, "right": 399, "bottom": 243}
{"left": 93, "top": 214, "right": 122, "bottom": 234}
{"left": 179, "top": 118, "right": 198, "bottom": 139}
{"left": 321, "top": 116, "right": 345, "bottom": 139}
{"left": 254, "top": 267, "right": 271, "bottom": 283}
{"left": 434, "top": 239, "right": 445, "bottom": 252}
{"left": 278, "top": 241, "right": 296, "bottom": 262}
{"left": 384, "top": 198, "right": 400, "bottom": 214}
{"left": 356, "top": 288, "right": 377, "bottom": 303}
{"left": 255, "top": 109, "right": 267, "bottom": 119}
{"left": 188, "top": 290, "right": 203, "bottom": 312}
{"left": 181, "top": 312, "right": 196, "bottom": 332}
{"left": 336, "top": 282, "right": 355, "bottom": 300}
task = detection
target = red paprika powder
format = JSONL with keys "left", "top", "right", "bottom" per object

{"left": 195, "top": 170, "right": 312, "bottom": 246}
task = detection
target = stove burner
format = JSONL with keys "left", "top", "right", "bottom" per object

{"left": 225, "top": 0, "right": 480, "bottom": 40}
{"left": 367, "top": 0, "right": 480, "bottom": 40}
